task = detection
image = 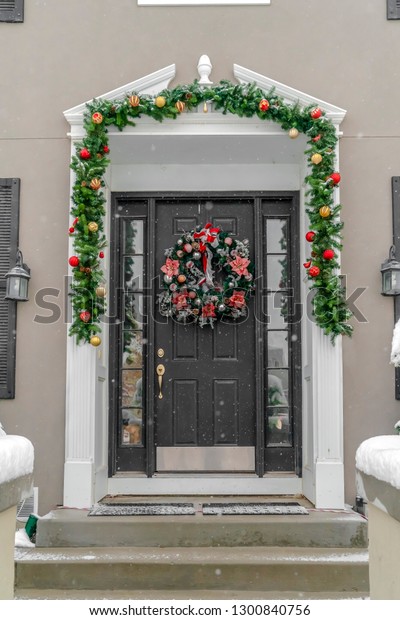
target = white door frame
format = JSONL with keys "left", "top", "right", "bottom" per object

{"left": 63, "top": 60, "right": 347, "bottom": 509}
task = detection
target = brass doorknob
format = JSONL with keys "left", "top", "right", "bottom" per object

{"left": 156, "top": 364, "right": 165, "bottom": 399}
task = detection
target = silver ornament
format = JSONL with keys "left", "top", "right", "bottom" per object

{"left": 194, "top": 298, "right": 202, "bottom": 306}
{"left": 193, "top": 251, "right": 201, "bottom": 260}
{"left": 177, "top": 239, "right": 183, "bottom": 246}
{"left": 228, "top": 281, "right": 235, "bottom": 288}
{"left": 218, "top": 303, "right": 226, "bottom": 312}
{"left": 163, "top": 275, "right": 173, "bottom": 284}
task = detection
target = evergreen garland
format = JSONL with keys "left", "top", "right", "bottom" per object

{"left": 68, "top": 79, "right": 352, "bottom": 344}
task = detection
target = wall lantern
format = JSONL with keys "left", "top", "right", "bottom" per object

{"left": 381, "top": 245, "right": 400, "bottom": 296}
{"left": 5, "top": 249, "right": 31, "bottom": 301}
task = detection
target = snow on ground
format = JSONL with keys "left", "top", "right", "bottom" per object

{"left": 356, "top": 435, "right": 400, "bottom": 490}
{"left": 0, "top": 435, "right": 34, "bottom": 485}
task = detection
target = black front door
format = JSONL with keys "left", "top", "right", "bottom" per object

{"left": 154, "top": 198, "right": 256, "bottom": 473}
{"left": 109, "top": 193, "right": 302, "bottom": 478}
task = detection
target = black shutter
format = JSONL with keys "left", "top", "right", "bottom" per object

{"left": 388, "top": 0, "right": 400, "bottom": 19}
{"left": 0, "top": 179, "right": 20, "bottom": 399}
{"left": 0, "top": 0, "right": 24, "bottom": 22}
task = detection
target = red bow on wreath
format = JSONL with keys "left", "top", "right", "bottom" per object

{"left": 193, "top": 223, "right": 221, "bottom": 285}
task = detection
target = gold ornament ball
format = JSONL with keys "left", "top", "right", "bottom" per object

{"left": 95, "top": 287, "right": 106, "bottom": 298}
{"left": 88, "top": 221, "right": 99, "bottom": 233}
{"left": 177, "top": 274, "right": 186, "bottom": 283}
{"left": 129, "top": 95, "right": 140, "bottom": 107}
{"left": 311, "top": 153, "right": 323, "bottom": 165}
{"left": 319, "top": 206, "right": 331, "bottom": 218}
{"left": 288, "top": 128, "right": 299, "bottom": 139}
{"left": 90, "top": 336, "right": 102, "bottom": 347}
{"left": 155, "top": 96, "right": 166, "bottom": 108}
{"left": 92, "top": 112, "right": 103, "bottom": 124}
{"left": 175, "top": 101, "right": 185, "bottom": 113}
{"left": 90, "top": 178, "right": 102, "bottom": 190}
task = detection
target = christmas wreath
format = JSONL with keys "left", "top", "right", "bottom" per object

{"left": 158, "top": 223, "right": 254, "bottom": 327}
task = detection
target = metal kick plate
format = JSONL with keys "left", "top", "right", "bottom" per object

{"left": 156, "top": 447, "right": 255, "bottom": 472}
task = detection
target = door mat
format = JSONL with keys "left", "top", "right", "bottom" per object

{"left": 88, "top": 503, "right": 196, "bottom": 516}
{"left": 202, "top": 502, "right": 309, "bottom": 515}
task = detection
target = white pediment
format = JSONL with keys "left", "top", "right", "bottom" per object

{"left": 63, "top": 59, "right": 346, "bottom": 128}
{"left": 64, "top": 64, "right": 176, "bottom": 126}
{"left": 234, "top": 64, "right": 346, "bottom": 125}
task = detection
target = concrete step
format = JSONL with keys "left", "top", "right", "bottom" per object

{"left": 15, "top": 546, "right": 369, "bottom": 593}
{"left": 14, "top": 588, "right": 370, "bottom": 600}
{"left": 36, "top": 508, "right": 368, "bottom": 549}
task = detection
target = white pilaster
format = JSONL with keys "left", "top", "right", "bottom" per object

{"left": 64, "top": 339, "right": 97, "bottom": 508}
{"left": 312, "top": 327, "right": 344, "bottom": 508}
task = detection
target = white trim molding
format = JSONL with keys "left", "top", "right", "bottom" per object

{"left": 63, "top": 58, "right": 347, "bottom": 509}
{"left": 138, "top": 0, "right": 269, "bottom": 4}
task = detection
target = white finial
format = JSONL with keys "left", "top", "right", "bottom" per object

{"left": 197, "top": 55, "right": 213, "bottom": 85}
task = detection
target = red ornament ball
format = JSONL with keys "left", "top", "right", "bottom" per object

{"left": 103, "top": 145, "right": 110, "bottom": 154}
{"left": 329, "top": 172, "right": 341, "bottom": 185}
{"left": 323, "top": 249, "right": 335, "bottom": 260}
{"left": 259, "top": 99, "right": 270, "bottom": 112}
{"left": 312, "top": 134, "right": 321, "bottom": 143}
{"left": 69, "top": 227, "right": 75, "bottom": 234}
{"left": 308, "top": 266, "right": 320, "bottom": 278}
{"left": 79, "top": 311, "right": 91, "bottom": 323}
{"left": 305, "top": 231, "right": 316, "bottom": 242}
{"left": 80, "top": 148, "right": 91, "bottom": 160}
{"left": 303, "top": 261, "right": 311, "bottom": 269}
{"left": 310, "top": 107, "right": 322, "bottom": 119}
{"left": 69, "top": 256, "right": 80, "bottom": 267}
{"left": 99, "top": 251, "right": 104, "bottom": 259}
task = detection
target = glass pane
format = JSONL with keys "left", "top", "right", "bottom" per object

{"left": 266, "top": 407, "right": 291, "bottom": 445}
{"left": 124, "top": 220, "right": 144, "bottom": 254}
{"left": 266, "top": 292, "right": 288, "bottom": 328}
{"left": 124, "top": 294, "right": 144, "bottom": 329}
{"left": 267, "top": 331, "right": 289, "bottom": 367}
{"left": 121, "top": 408, "right": 143, "bottom": 446}
{"left": 124, "top": 257, "right": 144, "bottom": 291}
{"left": 122, "top": 370, "right": 143, "bottom": 407}
{"left": 267, "top": 255, "right": 288, "bottom": 290}
{"left": 122, "top": 331, "right": 143, "bottom": 368}
{"left": 267, "top": 369, "right": 289, "bottom": 407}
{"left": 266, "top": 219, "right": 288, "bottom": 254}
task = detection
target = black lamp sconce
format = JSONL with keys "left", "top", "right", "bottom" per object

{"left": 382, "top": 178, "right": 400, "bottom": 399}
{"left": 5, "top": 249, "right": 31, "bottom": 302}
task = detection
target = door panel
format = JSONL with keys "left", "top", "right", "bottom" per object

{"left": 154, "top": 199, "right": 256, "bottom": 472}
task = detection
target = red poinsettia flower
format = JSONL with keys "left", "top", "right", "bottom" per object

{"left": 229, "top": 256, "right": 250, "bottom": 277}
{"left": 172, "top": 293, "right": 188, "bottom": 310}
{"left": 228, "top": 290, "right": 246, "bottom": 309}
{"left": 161, "top": 258, "right": 180, "bottom": 277}
{"left": 202, "top": 303, "right": 216, "bottom": 318}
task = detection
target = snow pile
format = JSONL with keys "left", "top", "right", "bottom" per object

{"left": 391, "top": 319, "right": 400, "bottom": 367}
{"left": 15, "top": 528, "right": 35, "bottom": 548}
{"left": 356, "top": 435, "right": 400, "bottom": 490}
{"left": 0, "top": 435, "right": 34, "bottom": 485}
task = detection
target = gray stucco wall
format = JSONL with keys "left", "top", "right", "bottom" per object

{"left": 0, "top": 0, "right": 399, "bottom": 511}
